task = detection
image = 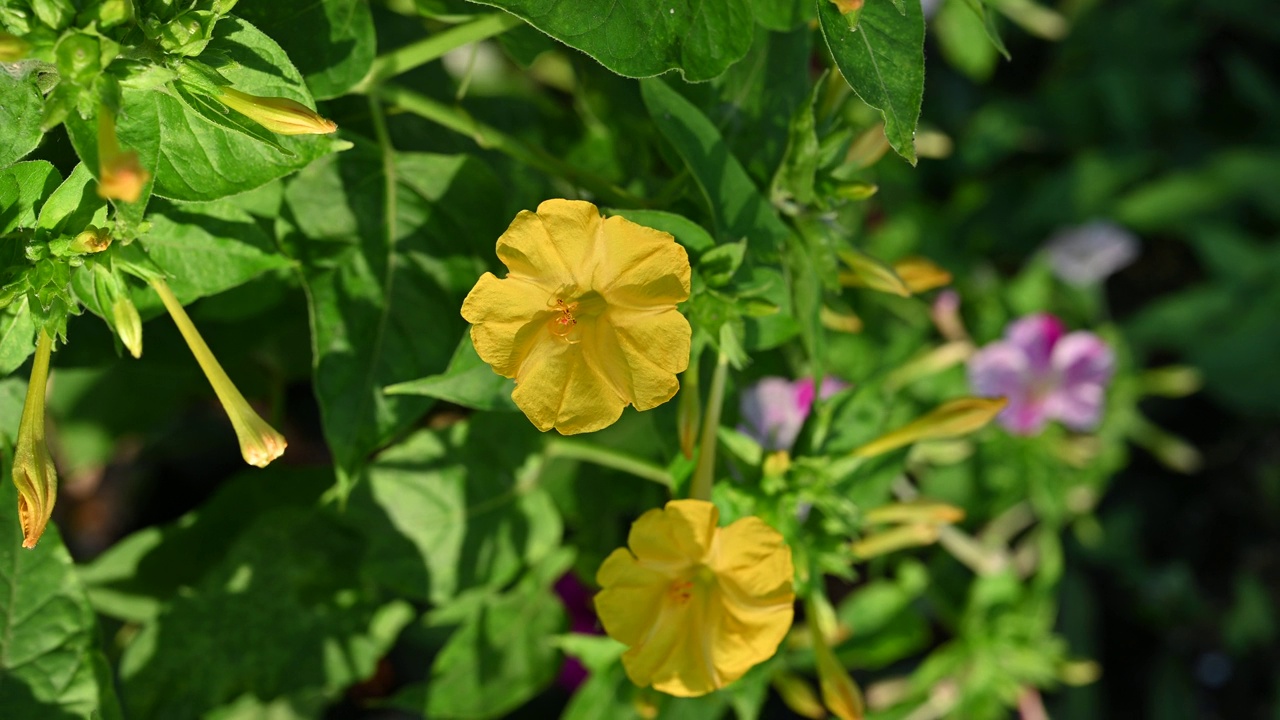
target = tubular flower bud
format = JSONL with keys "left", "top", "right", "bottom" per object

{"left": 97, "top": 107, "right": 150, "bottom": 203}
{"left": 217, "top": 87, "right": 337, "bottom": 135}
{"left": 12, "top": 331, "right": 57, "bottom": 549}
{"left": 0, "top": 31, "right": 31, "bottom": 62}
{"left": 892, "top": 256, "right": 952, "bottom": 293}
{"left": 837, "top": 249, "right": 910, "bottom": 297}
{"left": 851, "top": 397, "right": 1008, "bottom": 459}
{"left": 112, "top": 293, "right": 143, "bottom": 359}
{"left": 151, "top": 278, "right": 286, "bottom": 467}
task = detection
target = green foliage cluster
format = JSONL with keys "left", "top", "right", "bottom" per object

{"left": 1, "top": 0, "right": 1263, "bottom": 718}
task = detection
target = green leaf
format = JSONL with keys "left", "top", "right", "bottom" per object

{"left": 0, "top": 471, "right": 123, "bottom": 720}
{"left": 78, "top": 466, "right": 332, "bottom": 623}
{"left": 283, "top": 145, "right": 507, "bottom": 481}
{"left": 465, "top": 0, "right": 754, "bottom": 82}
{"left": 0, "top": 295, "right": 36, "bottom": 375}
{"left": 639, "top": 78, "right": 791, "bottom": 254}
{"left": 118, "top": 508, "right": 414, "bottom": 718}
{"left": 392, "top": 550, "right": 571, "bottom": 719}
{"left": 770, "top": 70, "right": 826, "bottom": 207}
{"left": 752, "top": 0, "right": 814, "bottom": 30}
{"left": 0, "top": 161, "right": 61, "bottom": 234}
{"left": 936, "top": 0, "right": 1000, "bottom": 81}
{"left": 818, "top": 0, "right": 926, "bottom": 164}
{"left": 65, "top": 17, "right": 338, "bottom": 205}
{"left": 36, "top": 163, "right": 107, "bottom": 236}
{"left": 348, "top": 415, "right": 563, "bottom": 605}
{"left": 384, "top": 332, "right": 517, "bottom": 411}
{"left": 235, "top": 0, "right": 377, "bottom": 100}
{"left": 0, "top": 67, "right": 43, "bottom": 167}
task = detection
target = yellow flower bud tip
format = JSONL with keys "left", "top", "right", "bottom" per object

{"left": 850, "top": 524, "right": 939, "bottom": 560}
{"left": 595, "top": 500, "right": 795, "bottom": 697}
{"left": 236, "top": 418, "right": 287, "bottom": 468}
{"left": 837, "top": 249, "right": 911, "bottom": 297}
{"left": 0, "top": 31, "right": 30, "bottom": 62}
{"left": 892, "top": 256, "right": 953, "bottom": 294}
{"left": 217, "top": 87, "right": 338, "bottom": 135}
{"left": 851, "top": 397, "right": 1007, "bottom": 459}
{"left": 864, "top": 501, "right": 965, "bottom": 525}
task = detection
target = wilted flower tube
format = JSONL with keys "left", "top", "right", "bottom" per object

{"left": 151, "top": 279, "right": 286, "bottom": 467}
{"left": 595, "top": 500, "right": 795, "bottom": 697}
{"left": 97, "top": 107, "right": 151, "bottom": 203}
{"left": 968, "top": 314, "right": 1114, "bottom": 435}
{"left": 11, "top": 330, "right": 58, "bottom": 549}
{"left": 217, "top": 87, "right": 337, "bottom": 135}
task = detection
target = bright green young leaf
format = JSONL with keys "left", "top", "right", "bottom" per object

{"left": 0, "top": 161, "right": 61, "bottom": 234}
{"left": 465, "top": 0, "right": 754, "bottom": 82}
{"left": 36, "top": 163, "right": 106, "bottom": 236}
{"left": 384, "top": 333, "right": 517, "bottom": 412}
{"left": 66, "top": 18, "right": 338, "bottom": 205}
{"left": 236, "top": 0, "right": 377, "bottom": 100}
{"left": 771, "top": 71, "right": 826, "bottom": 206}
{"left": 0, "top": 475, "right": 124, "bottom": 720}
{"left": 283, "top": 144, "right": 507, "bottom": 484}
{"left": 118, "top": 508, "right": 414, "bottom": 718}
{"left": 936, "top": 0, "right": 1001, "bottom": 81}
{"left": 0, "top": 67, "right": 43, "bottom": 167}
{"left": 347, "top": 415, "right": 562, "bottom": 605}
{"left": 818, "top": 0, "right": 926, "bottom": 164}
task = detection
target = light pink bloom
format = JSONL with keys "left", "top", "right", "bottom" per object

{"left": 739, "top": 376, "right": 848, "bottom": 451}
{"left": 1044, "top": 221, "right": 1140, "bottom": 286}
{"left": 967, "top": 314, "right": 1114, "bottom": 435}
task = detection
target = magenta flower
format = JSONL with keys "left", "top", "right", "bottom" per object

{"left": 967, "top": 314, "right": 1114, "bottom": 435}
{"left": 739, "top": 376, "right": 848, "bottom": 451}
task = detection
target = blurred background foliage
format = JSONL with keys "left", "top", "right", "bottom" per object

{"left": 0, "top": 0, "right": 1277, "bottom": 717}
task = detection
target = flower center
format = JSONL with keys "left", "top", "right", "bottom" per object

{"left": 546, "top": 289, "right": 606, "bottom": 342}
{"left": 668, "top": 565, "right": 718, "bottom": 607}
{"left": 550, "top": 298, "right": 579, "bottom": 337}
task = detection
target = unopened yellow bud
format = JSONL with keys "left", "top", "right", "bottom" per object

{"left": 97, "top": 107, "right": 151, "bottom": 203}
{"left": 885, "top": 341, "right": 973, "bottom": 390}
{"left": 152, "top": 278, "right": 287, "bottom": 467}
{"left": 846, "top": 123, "right": 889, "bottom": 169}
{"left": 808, "top": 606, "right": 866, "bottom": 720}
{"left": 865, "top": 500, "right": 965, "bottom": 525}
{"left": 850, "top": 523, "right": 939, "bottom": 560}
{"left": 12, "top": 331, "right": 57, "bottom": 549}
{"left": 851, "top": 397, "right": 1007, "bottom": 459}
{"left": 70, "top": 226, "right": 112, "bottom": 254}
{"left": 0, "top": 31, "right": 30, "bottom": 62}
{"left": 820, "top": 305, "right": 863, "bottom": 333}
{"left": 772, "top": 672, "right": 826, "bottom": 719}
{"left": 217, "top": 87, "right": 337, "bottom": 135}
{"left": 763, "top": 450, "right": 791, "bottom": 477}
{"left": 837, "top": 249, "right": 910, "bottom": 297}
{"left": 892, "top": 256, "right": 952, "bottom": 293}
{"left": 112, "top": 293, "right": 143, "bottom": 359}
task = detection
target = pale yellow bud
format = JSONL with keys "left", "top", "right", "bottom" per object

{"left": 851, "top": 397, "right": 1007, "bottom": 459}
{"left": 864, "top": 500, "right": 965, "bottom": 526}
{"left": 112, "top": 293, "right": 143, "bottom": 359}
{"left": 772, "top": 672, "right": 826, "bottom": 719}
{"left": 892, "top": 256, "right": 952, "bottom": 293}
{"left": 152, "top": 278, "right": 287, "bottom": 467}
{"left": 808, "top": 604, "right": 866, "bottom": 720}
{"left": 71, "top": 226, "right": 112, "bottom": 254}
{"left": 850, "top": 524, "right": 939, "bottom": 560}
{"left": 837, "top": 249, "right": 910, "bottom": 297}
{"left": 217, "top": 87, "right": 337, "bottom": 135}
{"left": 12, "top": 331, "right": 57, "bottom": 549}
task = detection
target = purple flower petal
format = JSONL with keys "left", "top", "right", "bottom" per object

{"left": 1047, "top": 331, "right": 1115, "bottom": 430}
{"left": 1004, "top": 314, "right": 1064, "bottom": 377}
{"left": 739, "top": 377, "right": 808, "bottom": 451}
{"left": 1044, "top": 221, "right": 1140, "bottom": 286}
{"left": 968, "top": 342, "right": 1048, "bottom": 435}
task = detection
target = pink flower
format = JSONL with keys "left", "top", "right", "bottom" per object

{"left": 739, "top": 376, "right": 848, "bottom": 451}
{"left": 967, "top": 314, "right": 1114, "bottom": 435}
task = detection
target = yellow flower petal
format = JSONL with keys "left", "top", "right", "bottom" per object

{"left": 534, "top": 198, "right": 602, "bottom": 285}
{"left": 495, "top": 210, "right": 574, "bottom": 291}
{"left": 610, "top": 307, "right": 692, "bottom": 376}
{"left": 595, "top": 500, "right": 796, "bottom": 698}
{"left": 597, "top": 216, "right": 692, "bottom": 307}
{"left": 510, "top": 335, "right": 625, "bottom": 434}
{"left": 461, "top": 273, "right": 552, "bottom": 378}
{"left": 586, "top": 315, "right": 685, "bottom": 412}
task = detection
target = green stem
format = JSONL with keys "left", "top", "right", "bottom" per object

{"left": 690, "top": 349, "right": 729, "bottom": 501}
{"left": 545, "top": 439, "right": 673, "bottom": 489}
{"left": 376, "top": 83, "right": 646, "bottom": 208}
{"left": 354, "top": 13, "right": 523, "bottom": 93}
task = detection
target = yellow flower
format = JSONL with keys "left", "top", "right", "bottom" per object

{"left": 217, "top": 87, "right": 338, "bottom": 135}
{"left": 595, "top": 500, "right": 795, "bottom": 697}
{"left": 461, "top": 199, "right": 692, "bottom": 434}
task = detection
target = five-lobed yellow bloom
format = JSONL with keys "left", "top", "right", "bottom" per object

{"left": 595, "top": 500, "right": 796, "bottom": 697}
{"left": 462, "top": 199, "right": 692, "bottom": 434}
